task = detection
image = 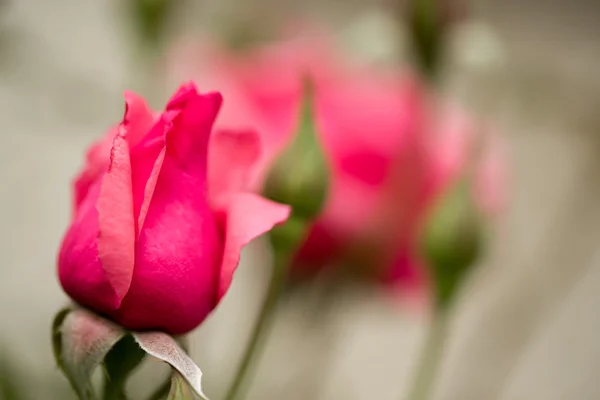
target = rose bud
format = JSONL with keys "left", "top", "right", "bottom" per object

{"left": 263, "top": 78, "right": 329, "bottom": 222}
{"left": 57, "top": 83, "right": 290, "bottom": 335}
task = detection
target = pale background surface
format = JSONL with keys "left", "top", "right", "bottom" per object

{"left": 1, "top": 0, "right": 600, "bottom": 399}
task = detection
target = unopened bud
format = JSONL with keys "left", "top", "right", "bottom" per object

{"left": 127, "top": 0, "right": 174, "bottom": 50}
{"left": 405, "top": 0, "right": 467, "bottom": 80}
{"left": 263, "top": 78, "right": 329, "bottom": 221}
{"left": 421, "top": 178, "right": 483, "bottom": 308}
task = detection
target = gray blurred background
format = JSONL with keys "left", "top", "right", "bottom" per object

{"left": 1, "top": 0, "right": 600, "bottom": 399}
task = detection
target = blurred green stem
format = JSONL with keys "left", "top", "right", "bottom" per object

{"left": 146, "top": 379, "right": 170, "bottom": 400}
{"left": 102, "top": 380, "right": 127, "bottom": 400}
{"left": 404, "top": 307, "right": 450, "bottom": 400}
{"left": 224, "top": 249, "right": 291, "bottom": 400}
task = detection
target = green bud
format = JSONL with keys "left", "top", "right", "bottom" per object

{"left": 127, "top": 0, "right": 175, "bottom": 51}
{"left": 421, "top": 178, "right": 484, "bottom": 308}
{"left": 406, "top": 0, "right": 465, "bottom": 81}
{"left": 263, "top": 78, "right": 329, "bottom": 221}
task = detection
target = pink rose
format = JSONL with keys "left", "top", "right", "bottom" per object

{"left": 169, "top": 35, "right": 505, "bottom": 297}
{"left": 57, "top": 83, "right": 290, "bottom": 334}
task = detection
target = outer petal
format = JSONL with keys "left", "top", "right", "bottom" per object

{"left": 122, "top": 91, "right": 155, "bottom": 147}
{"left": 97, "top": 128, "right": 136, "bottom": 306}
{"left": 218, "top": 193, "right": 291, "bottom": 300}
{"left": 165, "top": 84, "right": 222, "bottom": 173}
{"left": 208, "top": 129, "right": 261, "bottom": 208}
{"left": 72, "top": 91, "right": 153, "bottom": 214}
{"left": 72, "top": 127, "right": 116, "bottom": 213}
{"left": 58, "top": 181, "right": 118, "bottom": 312}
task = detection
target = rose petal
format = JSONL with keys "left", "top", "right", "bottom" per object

{"left": 72, "top": 92, "right": 153, "bottom": 216}
{"left": 122, "top": 91, "right": 155, "bottom": 147}
{"left": 58, "top": 180, "right": 121, "bottom": 311}
{"left": 165, "top": 87, "right": 222, "bottom": 172}
{"left": 218, "top": 193, "right": 290, "bottom": 299}
{"left": 208, "top": 129, "right": 261, "bottom": 208}
{"left": 72, "top": 127, "right": 117, "bottom": 214}
{"left": 97, "top": 128, "right": 136, "bottom": 306}
{"left": 130, "top": 111, "right": 180, "bottom": 235}
{"left": 167, "top": 81, "right": 218, "bottom": 112}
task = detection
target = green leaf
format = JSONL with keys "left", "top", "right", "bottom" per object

{"left": 52, "top": 308, "right": 126, "bottom": 400}
{"left": 133, "top": 332, "right": 209, "bottom": 400}
{"left": 167, "top": 372, "right": 196, "bottom": 400}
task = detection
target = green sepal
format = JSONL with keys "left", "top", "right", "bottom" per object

{"left": 51, "top": 307, "right": 125, "bottom": 400}
{"left": 101, "top": 334, "right": 146, "bottom": 400}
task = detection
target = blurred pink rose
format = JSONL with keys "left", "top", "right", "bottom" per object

{"left": 168, "top": 35, "right": 505, "bottom": 298}
{"left": 58, "top": 83, "right": 290, "bottom": 334}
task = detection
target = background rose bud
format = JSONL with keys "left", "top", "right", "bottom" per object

{"left": 263, "top": 78, "right": 329, "bottom": 222}
{"left": 168, "top": 34, "right": 505, "bottom": 297}
{"left": 57, "top": 83, "right": 290, "bottom": 334}
{"left": 421, "top": 178, "right": 483, "bottom": 307}
{"left": 403, "top": 0, "right": 468, "bottom": 79}
{"left": 123, "top": 0, "right": 177, "bottom": 52}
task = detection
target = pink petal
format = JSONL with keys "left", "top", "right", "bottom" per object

{"left": 218, "top": 193, "right": 290, "bottom": 300}
{"left": 208, "top": 129, "right": 261, "bottom": 208}
{"left": 165, "top": 88, "right": 222, "bottom": 173}
{"left": 72, "top": 127, "right": 117, "bottom": 213}
{"left": 97, "top": 128, "right": 136, "bottom": 306}
{"left": 122, "top": 91, "right": 155, "bottom": 147}
{"left": 130, "top": 111, "right": 180, "bottom": 235}
{"left": 167, "top": 81, "right": 203, "bottom": 110}
{"left": 58, "top": 181, "right": 121, "bottom": 312}
{"left": 72, "top": 91, "right": 153, "bottom": 216}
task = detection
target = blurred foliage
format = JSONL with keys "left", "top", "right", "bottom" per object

{"left": 124, "top": 0, "right": 179, "bottom": 53}
{"left": 405, "top": 0, "right": 466, "bottom": 80}
{"left": 0, "top": 356, "right": 28, "bottom": 400}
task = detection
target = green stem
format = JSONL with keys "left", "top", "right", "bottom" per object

{"left": 102, "top": 379, "right": 127, "bottom": 400}
{"left": 146, "top": 380, "right": 170, "bottom": 400}
{"left": 224, "top": 250, "right": 290, "bottom": 400}
{"left": 404, "top": 308, "right": 450, "bottom": 400}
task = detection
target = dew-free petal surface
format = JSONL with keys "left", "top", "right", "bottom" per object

{"left": 218, "top": 192, "right": 290, "bottom": 300}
